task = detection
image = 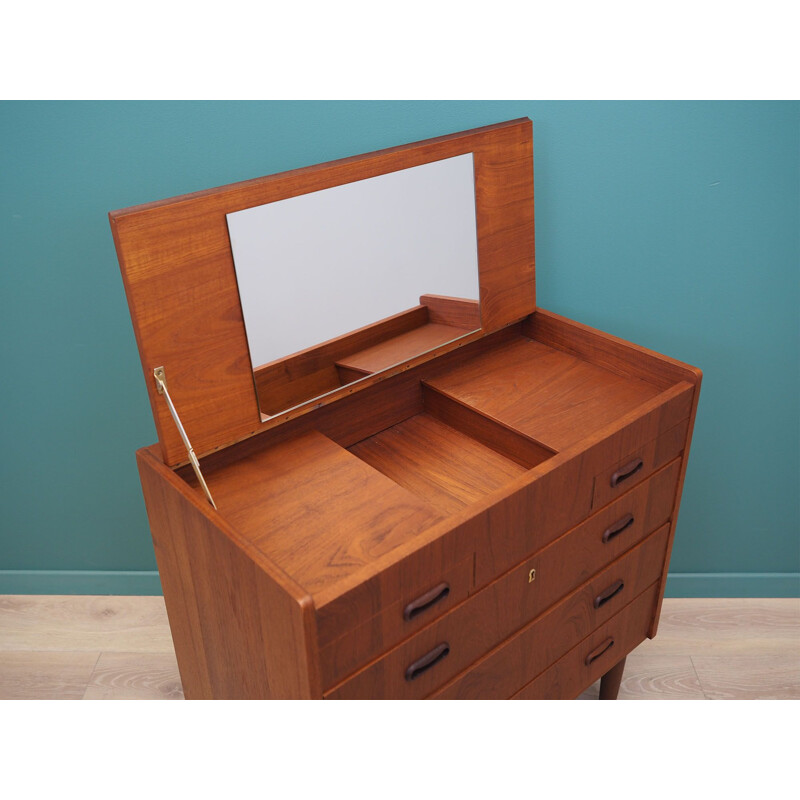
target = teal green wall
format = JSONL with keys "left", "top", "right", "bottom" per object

{"left": 1, "top": 101, "right": 798, "bottom": 596}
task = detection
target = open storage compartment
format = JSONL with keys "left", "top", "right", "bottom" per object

{"left": 175, "top": 314, "right": 690, "bottom": 603}
{"left": 425, "top": 327, "right": 666, "bottom": 451}
{"left": 349, "top": 383, "right": 555, "bottom": 515}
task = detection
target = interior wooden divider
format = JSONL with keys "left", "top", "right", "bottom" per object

{"left": 420, "top": 383, "right": 556, "bottom": 468}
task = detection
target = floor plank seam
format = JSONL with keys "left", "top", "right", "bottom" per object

{"left": 688, "top": 655, "right": 712, "bottom": 700}
{"left": 81, "top": 652, "right": 104, "bottom": 701}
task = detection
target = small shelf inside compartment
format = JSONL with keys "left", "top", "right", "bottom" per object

{"left": 335, "top": 321, "right": 472, "bottom": 378}
{"left": 348, "top": 386, "right": 556, "bottom": 516}
{"left": 255, "top": 294, "right": 480, "bottom": 416}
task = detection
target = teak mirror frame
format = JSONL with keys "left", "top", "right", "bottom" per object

{"left": 110, "top": 119, "right": 536, "bottom": 468}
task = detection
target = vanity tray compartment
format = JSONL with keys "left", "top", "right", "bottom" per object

{"left": 348, "top": 384, "right": 556, "bottom": 516}
{"left": 425, "top": 328, "right": 682, "bottom": 452}
{"left": 327, "top": 523, "right": 669, "bottom": 699}
{"left": 419, "top": 326, "right": 697, "bottom": 584}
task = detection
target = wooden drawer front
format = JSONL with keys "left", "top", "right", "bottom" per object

{"left": 591, "top": 419, "right": 688, "bottom": 511}
{"left": 328, "top": 524, "right": 669, "bottom": 700}
{"left": 321, "top": 458, "right": 679, "bottom": 690}
{"left": 315, "top": 511, "right": 482, "bottom": 650}
{"left": 511, "top": 582, "right": 658, "bottom": 699}
{"left": 430, "top": 525, "right": 668, "bottom": 700}
{"left": 476, "top": 382, "right": 693, "bottom": 585}
{"left": 319, "top": 557, "right": 473, "bottom": 689}
{"left": 497, "top": 459, "right": 679, "bottom": 635}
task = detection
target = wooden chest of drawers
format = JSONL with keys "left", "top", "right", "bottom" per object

{"left": 111, "top": 119, "right": 701, "bottom": 699}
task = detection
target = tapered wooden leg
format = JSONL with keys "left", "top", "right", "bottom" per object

{"left": 599, "top": 656, "right": 627, "bottom": 700}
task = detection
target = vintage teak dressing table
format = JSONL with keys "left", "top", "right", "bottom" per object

{"left": 110, "top": 119, "right": 701, "bottom": 700}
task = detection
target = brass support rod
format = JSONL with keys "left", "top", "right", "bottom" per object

{"left": 153, "top": 366, "right": 217, "bottom": 509}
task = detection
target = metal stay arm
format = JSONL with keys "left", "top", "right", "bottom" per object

{"left": 153, "top": 366, "right": 217, "bottom": 509}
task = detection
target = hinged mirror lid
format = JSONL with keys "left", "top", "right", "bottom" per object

{"left": 110, "top": 118, "right": 535, "bottom": 467}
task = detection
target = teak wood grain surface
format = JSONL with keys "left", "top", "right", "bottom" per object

{"left": 322, "top": 515, "right": 674, "bottom": 691}
{"left": 349, "top": 413, "right": 531, "bottom": 516}
{"left": 111, "top": 120, "right": 703, "bottom": 699}
{"left": 425, "top": 335, "right": 665, "bottom": 451}
{"left": 138, "top": 446, "right": 322, "bottom": 699}
{"left": 434, "top": 583, "right": 662, "bottom": 700}
{"left": 202, "top": 430, "right": 445, "bottom": 596}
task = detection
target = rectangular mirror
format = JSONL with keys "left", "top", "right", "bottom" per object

{"left": 227, "top": 153, "right": 481, "bottom": 417}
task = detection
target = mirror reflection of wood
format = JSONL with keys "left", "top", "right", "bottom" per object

{"left": 226, "top": 153, "right": 481, "bottom": 418}
{"left": 253, "top": 294, "right": 480, "bottom": 416}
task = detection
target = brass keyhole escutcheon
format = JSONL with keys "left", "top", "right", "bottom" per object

{"left": 528, "top": 568, "right": 536, "bottom": 583}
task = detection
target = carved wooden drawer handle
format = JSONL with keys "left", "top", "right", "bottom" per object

{"left": 594, "top": 579, "right": 625, "bottom": 609}
{"left": 602, "top": 513, "right": 634, "bottom": 543}
{"left": 585, "top": 638, "right": 615, "bottom": 666}
{"left": 610, "top": 458, "right": 644, "bottom": 488}
{"left": 405, "top": 643, "right": 450, "bottom": 681}
{"left": 403, "top": 582, "right": 450, "bottom": 621}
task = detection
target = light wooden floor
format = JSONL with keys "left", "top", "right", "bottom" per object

{"left": 0, "top": 596, "right": 797, "bottom": 700}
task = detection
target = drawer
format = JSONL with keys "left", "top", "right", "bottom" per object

{"left": 327, "top": 523, "right": 669, "bottom": 699}
{"left": 429, "top": 525, "right": 668, "bottom": 700}
{"left": 320, "top": 459, "right": 680, "bottom": 688}
{"left": 511, "top": 582, "right": 659, "bottom": 699}
{"left": 319, "top": 556, "right": 473, "bottom": 689}
{"left": 498, "top": 459, "right": 679, "bottom": 631}
{"left": 314, "top": 510, "right": 482, "bottom": 650}
{"left": 591, "top": 419, "right": 688, "bottom": 510}
{"left": 476, "top": 382, "right": 693, "bottom": 583}
{"left": 322, "top": 458, "right": 679, "bottom": 690}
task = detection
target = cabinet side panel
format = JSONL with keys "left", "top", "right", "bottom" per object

{"left": 649, "top": 373, "right": 703, "bottom": 637}
{"left": 137, "top": 448, "right": 321, "bottom": 699}
{"left": 137, "top": 453, "right": 214, "bottom": 699}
